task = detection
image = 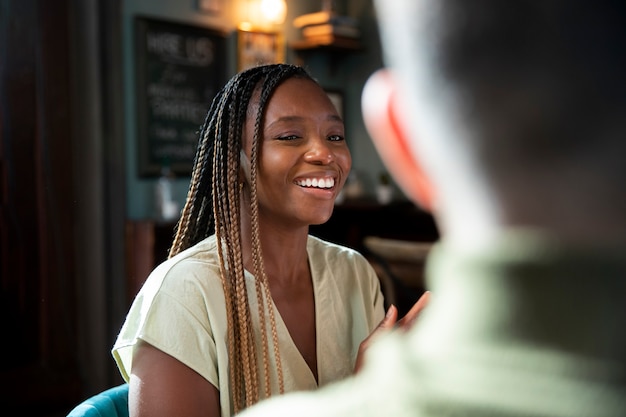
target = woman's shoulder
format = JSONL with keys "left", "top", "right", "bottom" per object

{"left": 307, "top": 234, "right": 369, "bottom": 266}
{"left": 168, "top": 234, "right": 220, "bottom": 264}
{"left": 141, "top": 235, "right": 223, "bottom": 296}
{"left": 307, "top": 234, "right": 352, "bottom": 252}
{"left": 306, "top": 235, "right": 379, "bottom": 296}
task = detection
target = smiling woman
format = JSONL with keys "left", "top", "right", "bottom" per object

{"left": 112, "top": 64, "right": 402, "bottom": 417}
{"left": 247, "top": 76, "right": 350, "bottom": 226}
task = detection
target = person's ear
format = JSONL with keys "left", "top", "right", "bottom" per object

{"left": 362, "top": 69, "right": 435, "bottom": 212}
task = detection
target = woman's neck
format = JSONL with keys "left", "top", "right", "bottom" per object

{"left": 240, "top": 215, "right": 311, "bottom": 286}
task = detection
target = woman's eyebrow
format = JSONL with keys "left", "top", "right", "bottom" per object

{"left": 267, "top": 116, "right": 305, "bottom": 126}
{"left": 267, "top": 114, "right": 343, "bottom": 128}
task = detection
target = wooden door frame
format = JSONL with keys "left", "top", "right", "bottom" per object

{"left": 0, "top": 0, "right": 127, "bottom": 412}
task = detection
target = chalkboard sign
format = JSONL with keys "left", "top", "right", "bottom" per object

{"left": 135, "top": 17, "right": 227, "bottom": 177}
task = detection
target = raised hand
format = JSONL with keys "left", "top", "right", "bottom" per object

{"left": 354, "top": 291, "right": 430, "bottom": 373}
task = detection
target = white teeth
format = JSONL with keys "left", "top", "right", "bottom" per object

{"left": 296, "top": 178, "right": 335, "bottom": 189}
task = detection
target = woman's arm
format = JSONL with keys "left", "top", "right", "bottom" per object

{"left": 129, "top": 340, "right": 221, "bottom": 417}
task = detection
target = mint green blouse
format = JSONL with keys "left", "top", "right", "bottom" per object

{"left": 112, "top": 234, "right": 384, "bottom": 417}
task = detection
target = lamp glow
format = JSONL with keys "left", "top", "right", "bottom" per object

{"left": 239, "top": 0, "right": 287, "bottom": 31}
{"left": 260, "top": 0, "right": 287, "bottom": 26}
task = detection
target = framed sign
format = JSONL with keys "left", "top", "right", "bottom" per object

{"left": 135, "top": 17, "right": 227, "bottom": 177}
{"left": 238, "top": 29, "right": 285, "bottom": 71}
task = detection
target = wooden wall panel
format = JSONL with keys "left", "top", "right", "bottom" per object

{"left": 0, "top": 0, "right": 81, "bottom": 413}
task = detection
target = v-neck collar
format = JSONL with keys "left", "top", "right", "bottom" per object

{"left": 243, "top": 237, "right": 320, "bottom": 387}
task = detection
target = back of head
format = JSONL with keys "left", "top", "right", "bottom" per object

{"left": 374, "top": 0, "right": 626, "bottom": 241}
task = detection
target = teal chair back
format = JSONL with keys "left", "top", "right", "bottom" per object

{"left": 67, "top": 383, "right": 129, "bottom": 417}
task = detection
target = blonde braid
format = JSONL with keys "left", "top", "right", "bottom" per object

{"left": 248, "top": 78, "right": 287, "bottom": 395}
{"left": 219, "top": 84, "right": 258, "bottom": 412}
{"left": 229, "top": 97, "right": 260, "bottom": 409}
{"left": 169, "top": 124, "right": 208, "bottom": 257}
{"left": 210, "top": 91, "right": 238, "bottom": 401}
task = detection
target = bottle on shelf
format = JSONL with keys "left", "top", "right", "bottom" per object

{"left": 155, "top": 163, "right": 180, "bottom": 221}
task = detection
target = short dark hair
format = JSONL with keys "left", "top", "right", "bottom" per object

{"left": 398, "top": 0, "right": 626, "bottom": 181}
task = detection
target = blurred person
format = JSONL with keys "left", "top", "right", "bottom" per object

{"left": 238, "top": 1, "right": 626, "bottom": 416}
{"left": 112, "top": 64, "right": 425, "bottom": 417}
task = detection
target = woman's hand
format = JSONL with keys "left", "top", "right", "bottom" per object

{"left": 354, "top": 291, "right": 430, "bottom": 373}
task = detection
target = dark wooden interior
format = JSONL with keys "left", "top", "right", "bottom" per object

{"left": 0, "top": 2, "right": 437, "bottom": 415}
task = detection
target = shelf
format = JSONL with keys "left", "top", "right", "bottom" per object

{"left": 290, "top": 36, "right": 363, "bottom": 52}
{"left": 290, "top": 35, "right": 363, "bottom": 71}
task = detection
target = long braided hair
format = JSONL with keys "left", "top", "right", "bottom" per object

{"left": 169, "top": 64, "right": 316, "bottom": 413}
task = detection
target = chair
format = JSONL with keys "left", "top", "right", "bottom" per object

{"left": 66, "top": 383, "right": 129, "bottom": 417}
{"left": 363, "top": 236, "right": 433, "bottom": 316}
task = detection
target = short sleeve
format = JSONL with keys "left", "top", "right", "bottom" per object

{"left": 112, "top": 251, "right": 228, "bottom": 389}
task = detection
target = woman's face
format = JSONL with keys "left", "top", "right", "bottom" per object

{"left": 243, "top": 77, "right": 351, "bottom": 228}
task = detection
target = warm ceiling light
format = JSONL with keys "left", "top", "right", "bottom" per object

{"left": 239, "top": 0, "right": 287, "bottom": 31}
{"left": 260, "top": 0, "right": 287, "bottom": 26}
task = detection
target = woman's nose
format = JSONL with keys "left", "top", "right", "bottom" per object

{"left": 304, "top": 137, "right": 335, "bottom": 164}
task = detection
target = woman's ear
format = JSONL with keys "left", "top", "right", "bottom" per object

{"left": 361, "top": 69, "right": 435, "bottom": 212}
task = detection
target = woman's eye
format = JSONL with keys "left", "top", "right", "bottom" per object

{"left": 328, "top": 134, "right": 345, "bottom": 142}
{"left": 277, "top": 135, "right": 300, "bottom": 141}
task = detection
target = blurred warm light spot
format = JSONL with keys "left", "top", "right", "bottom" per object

{"left": 239, "top": 0, "right": 287, "bottom": 31}
{"left": 260, "top": 0, "right": 287, "bottom": 25}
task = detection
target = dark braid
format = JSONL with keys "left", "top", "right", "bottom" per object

{"left": 169, "top": 64, "right": 316, "bottom": 413}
